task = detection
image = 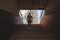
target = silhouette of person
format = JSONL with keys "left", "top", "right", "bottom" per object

{"left": 27, "top": 13, "right": 33, "bottom": 27}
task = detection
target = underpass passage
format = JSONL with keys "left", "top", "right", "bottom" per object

{"left": 8, "top": 25, "right": 55, "bottom": 40}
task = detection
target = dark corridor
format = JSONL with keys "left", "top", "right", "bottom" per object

{"left": 0, "top": 0, "right": 60, "bottom": 40}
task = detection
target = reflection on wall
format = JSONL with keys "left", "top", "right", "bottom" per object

{"left": 19, "top": 10, "right": 45, "bottom": 24}
{"left": 14, "top": 15, "right": 23, "bottom": 24}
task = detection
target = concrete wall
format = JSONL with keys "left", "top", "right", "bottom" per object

{"left": 0, "top": 9, "right": 23, "bottom": 40}
{"left": 40, "top": 0, "right": 60, "bottom": 40}
{"left": 0, "top": 9, "right": 17, "bottom": 40}
{"left": 0, "top": 0, "right": 18, "bottom": 14}
{"left": 41, "top": 0, "right": 60, "bottom": 29}
{"left": 41, "top": 14, "right": 55, "bottom": 28}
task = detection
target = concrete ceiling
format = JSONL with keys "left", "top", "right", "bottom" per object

{"left": 17, "top": 0, "right": 48, "bottom": 9}
{"left": 0, "top": 0, "right": 60, "bottom": 15}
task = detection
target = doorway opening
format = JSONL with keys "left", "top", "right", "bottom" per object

{"left": 19, "top": 10, "right": 45, "bottom": 24}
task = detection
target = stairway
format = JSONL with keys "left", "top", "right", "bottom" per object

{"left": 8, "top": 26, "right": 55, "bottom": 40}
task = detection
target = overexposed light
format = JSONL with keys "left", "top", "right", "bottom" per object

{"left": 19, "top": 10, "right": 45, "bottom": 24}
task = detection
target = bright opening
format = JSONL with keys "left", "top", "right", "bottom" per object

{"left": 19, "top": 10, "right": 45, "bottom": 24}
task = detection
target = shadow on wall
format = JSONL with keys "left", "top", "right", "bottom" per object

{"left": 0, "top": 9, "right": 23, "bottom": 40}
{"left": 0, "top": 9, "right": 14, "bottom": 24}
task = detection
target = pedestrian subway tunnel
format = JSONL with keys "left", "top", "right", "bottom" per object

{"left": 0, "top": 0, "right": 60, "bottom": 40}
